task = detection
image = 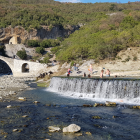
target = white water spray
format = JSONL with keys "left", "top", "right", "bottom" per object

{"left": 47, "top": 77, "right": 140, "bottom": 104}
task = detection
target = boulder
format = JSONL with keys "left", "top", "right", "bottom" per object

{"left": 63, "top": 124, "right": 81, "bottom": 133}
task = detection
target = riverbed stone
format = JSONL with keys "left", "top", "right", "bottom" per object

{"left": 75, "top": 132, "right": 82, "bottom": 136}
{"left": 22, "top": 115, "right": 28, "bottom": 118}
{"left": 83, "top": 104, "right": 92, "bottom": 107}
{"left": 18, "top": 97, "right": 26, "bottom": 101}
{"left": 33, "top": 101, "right": 40, "bottom": 104}
{"left": 92, "top": 116, "right": 101, "bottom": 119}
{"left": 105, "top": 101, "right": 116, "bottom": 107}
{"left": 94, "top": 103, "right": 99, "bottom": 107}
{"left": 63, "top": 124, "right": 81, "bottom": 133}
{"left": 13, "top": 129, "right": 18, "bottom": 132}
{"left": 48, "top": 126, "right": 61, "bottom": 132}
{"left": 7, "top": 105, "right": 12, "bottom": 108}
{"left": 86, "top": 132, "right": 92, "bottom": 135}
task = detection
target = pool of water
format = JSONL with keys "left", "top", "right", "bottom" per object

{"left": 0, "top": 87, "right": 140, "bottom": 140}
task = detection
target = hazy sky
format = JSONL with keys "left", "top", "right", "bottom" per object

{"left": 55, "top": 0, "right": 138, "bottom": 3}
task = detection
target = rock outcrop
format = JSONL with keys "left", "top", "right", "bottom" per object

{"left": 0, "top": 25, "right": 79, "bottom": 44}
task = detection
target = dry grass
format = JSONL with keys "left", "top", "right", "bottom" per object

{"left": 52, "top": 68, "right": 68, "bottom": 76}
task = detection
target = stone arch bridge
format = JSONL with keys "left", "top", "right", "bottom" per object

{"left": 0, "top": 56, "right": 48, "bottom": 77}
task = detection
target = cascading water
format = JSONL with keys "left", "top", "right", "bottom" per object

{"left": 48, "top": 77, "right": 140, "bottom": 104}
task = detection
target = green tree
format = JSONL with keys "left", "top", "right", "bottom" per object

{"left": 16, "top": 49, "right": 27, "bottom": 60}
{"left": 35, "top": 47, "right": 45, "bottom": 54}
{"left": 27, "top": 40, "right": 40, "bottom": 47}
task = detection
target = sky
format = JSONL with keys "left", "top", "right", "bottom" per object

{"left": 55, "top": 0, "right": 139, "bottom": 3}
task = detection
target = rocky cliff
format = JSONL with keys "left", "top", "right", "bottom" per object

{"left": 0, "top": 25, "right": 79, "bottom": 43}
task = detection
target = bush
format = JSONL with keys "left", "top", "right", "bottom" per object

{"left": 133, "top": 56, "right": 137, "bottom": 61}
{"left": 27, "top": 40, "right": 40, "bottom": 47}
{"left": 40, "top": 39, "right": 51, "bottom": 48}
{"left": 51, "top": 46, "right": 60, "bottom": 54}
{"left": 41, "top": 56, "right": 50, "bottom": 64}
{"left": 35, "top": 47, "right": 45, "bottom": 54}
{"left": 16, "top": 49, "right": 27, "bottom": 60}
{"left": 125, "top": 56, "right": 131, "bottom": 62}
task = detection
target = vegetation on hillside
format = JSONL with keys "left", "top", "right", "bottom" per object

{"left": 1, "top": 0, "right": 140, "bottom": 29}
{"left": 27, "top": 39, "right": 60, "bottom": 48}
{"left": 55, "top": 11, "right": 140, "bottom": 62}
{"left": 1, "top": 0, "right": 140, "bottom": 62}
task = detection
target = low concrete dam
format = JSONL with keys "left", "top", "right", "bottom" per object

{"left": 48, "top": 77, "right": 140, "bottom": 104}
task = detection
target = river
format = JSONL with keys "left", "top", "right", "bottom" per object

{"left": 0, "top": 77, "right": 140, "bottom": 140}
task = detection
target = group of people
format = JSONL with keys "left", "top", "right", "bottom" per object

{"left": 67, "top": 63, "right": 111, "bottom": 78}
{"left": 67, "top": 63, "right": 78, "bottom": 76}
{"left": 100, "top": 69, "right": 110, "bottom": 78}
{"left": 83, "top": 72, "right": 91, "bottom": 78}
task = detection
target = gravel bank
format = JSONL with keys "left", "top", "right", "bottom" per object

{"left": 0, "top": 75, "right": 36, "bottom": 97}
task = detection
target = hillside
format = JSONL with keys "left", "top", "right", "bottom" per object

{"left": 1, "top": 1, "right": 140, "bottom": 64}
{"left": 55, "top": 11, "right": 140, "bottom": 63}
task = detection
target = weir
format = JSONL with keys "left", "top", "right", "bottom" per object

{"left": 48, "top": 77, "right": 140, "bottom": 104}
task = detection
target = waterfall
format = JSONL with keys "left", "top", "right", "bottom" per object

{"left": 48, "top": 77, "right": 140, "bottom": 104}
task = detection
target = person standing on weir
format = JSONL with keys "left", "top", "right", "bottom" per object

{"left": 88, "top": 64, "right": 93, "bottom": 74}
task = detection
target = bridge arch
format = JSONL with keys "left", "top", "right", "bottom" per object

{"left": 22, "top": 63, "right": 29, "bottom": 73}
{"left": 0, "top": 56, "right": 14, "bottom": 74}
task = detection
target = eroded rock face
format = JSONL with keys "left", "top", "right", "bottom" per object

{"left": 0, "top": 25, "right": 79, "bottom": 43}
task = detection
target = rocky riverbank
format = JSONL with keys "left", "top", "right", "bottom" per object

{"left": 0, "top": 75, "right": 36, "bottom": 98}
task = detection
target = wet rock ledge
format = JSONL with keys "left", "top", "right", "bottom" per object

{"left": 0, "top": 75, "right": 36, "bottom": 97}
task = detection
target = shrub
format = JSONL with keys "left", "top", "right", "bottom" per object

{"left": 57, "top": 37, "right": 63, "bottom": 42}
{"left": 116, "top": 56, "right": 121, "bottom": 59}
{"left": 35, "top": 47, "right": 45, "bottom": 54}
{"left": 51, "top": 46, "right": 60, "bottom": 54}
{"left": 16, "top": 49, "right": 27, "bottom": 60}
{"left": 40, "top": 39, "right": 51, "bottom": 48}
{"left": 27, "top": 40, "right": 40, "bottom": 47}
{"left": 42, "top": 56, "right": 50, "bottom": 64}
{"left": 133, "top": 56, "right": 137, "bottom": 61}
{"left": 125, "top": 56, "right": 131, "bottom": 62}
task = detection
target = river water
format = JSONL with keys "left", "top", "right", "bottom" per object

{"left": 1, "top": 77, "right": 140, "bottom": 140}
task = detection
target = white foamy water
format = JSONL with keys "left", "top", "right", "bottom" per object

{"left": 47, "top": 77, "right": 140, "bottom": 105}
